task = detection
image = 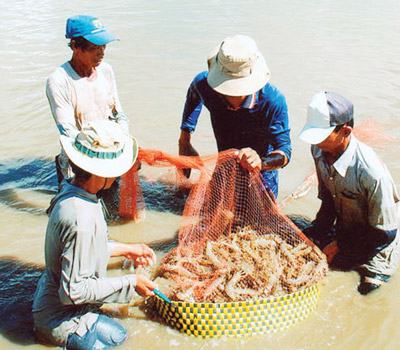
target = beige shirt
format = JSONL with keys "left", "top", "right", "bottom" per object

{"left": 32, "top": 181, "right": 136, "bottom": 346}
{"left": 46, "top": 61, "right": 129, "bottom": 178}
{"left": 312, "top": 135, "right": 399, "bottom": 252}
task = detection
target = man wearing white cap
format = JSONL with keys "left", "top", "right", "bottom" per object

{"left": 300, "top": 91, "right": 400, "bottom": 295}
{"left": 179, "top": 35, "right": 291, "bottom": 198}
{"left": 32, "top": 120, "right": 156, "bottom": 348}
{"left": 46, "top": 15, "right": 129, "bottom": 183}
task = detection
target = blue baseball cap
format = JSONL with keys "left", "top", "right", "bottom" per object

{"left": 65, "top": 15, "right": 118, "bottom": 46}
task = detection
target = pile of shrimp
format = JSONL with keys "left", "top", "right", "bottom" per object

{"left": 155, "top": 226, "right": 328, "bottom": 302}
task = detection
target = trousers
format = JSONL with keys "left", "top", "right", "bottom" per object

{"left": 66, "top": 315, "right": 127, "bottom": 350}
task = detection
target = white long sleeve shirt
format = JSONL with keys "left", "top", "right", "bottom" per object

{"left": 46, "top": 61, "right": 129, "bottom": 178}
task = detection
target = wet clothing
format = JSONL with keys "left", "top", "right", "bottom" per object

{"left": 32, "top": 181, "right": 137, "bottom": 346}
{"left": 180, "top": 71, "right": 291, "bottom": 197}
{"left": 308, "top": 135, "right": 400, "bottom": 276}
{"left": 46, "top": 61, "right": 129, "bottom": 179}
{"left": 66, "top": 314, "right": 127, "bottom": 350}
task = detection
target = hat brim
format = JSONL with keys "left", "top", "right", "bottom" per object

{"left": 83, "top": 30, "right": 119, "bottom": 46}
{"left": 299, "top": 125, "right": 336, "bottom": 145}
{"left": 60, "top": 135, "right": 138, "bottom": 178}
{"left": 207, "top": 54, "right": 271, "bottom": 96}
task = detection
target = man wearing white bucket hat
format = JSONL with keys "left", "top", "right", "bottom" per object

{"left": 179, "top": 35, "right": 291, "bottom": 198}
{"left": 32, "top": 120, "right": 156, "bottom": 348}
{"left": 300, "top": 91, "right": 400, "bottom": 295}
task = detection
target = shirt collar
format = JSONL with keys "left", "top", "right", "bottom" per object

{"left": 221, "top": 91, "right": 260, "bottom": 110}
{"left": 241, "top": 92, "right": 258, "bottom": 109}
{"left": 333, "top": 135, "right": 358, "bottom": 177}
{"left": 61, "top": 180, "right": 99, "bottom": 203}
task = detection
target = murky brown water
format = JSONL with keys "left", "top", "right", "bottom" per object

{"left": 0, "top": 0, "right": 399, "bottom": 349}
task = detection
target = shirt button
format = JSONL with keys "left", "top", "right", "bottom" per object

{"left": 329, "top": 177, "right": 333, "bottom": 180}
{"left": 333, "top": 194, "right": 336, "bottom": 198}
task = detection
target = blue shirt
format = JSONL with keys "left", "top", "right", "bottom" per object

{"left": 180, "top": 71, "right": 292, "bottom": 197}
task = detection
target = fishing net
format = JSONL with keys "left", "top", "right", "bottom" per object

{"left": 124, "top": 149, "right": 328, "bottom": 303}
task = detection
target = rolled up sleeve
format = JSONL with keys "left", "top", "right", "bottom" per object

{"left": 268, "top": 94, "right": 291, "bottom": 161}
{"left": 180, "top": 77, "right": 204, "bottom": 133}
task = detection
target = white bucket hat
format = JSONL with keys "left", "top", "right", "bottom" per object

{"left": 299, "top": 91, "right": 354, "bottom": 144}
{"left": 60, "top": 120, "right": 138, "bottom": 178}
{"left": 207, "top": 35, "right": 271, "bottom": 96}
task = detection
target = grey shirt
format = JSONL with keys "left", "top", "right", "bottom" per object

{"left": 312, "top": 135, "right": 399, "bottom": 253}
{"left": 32, "top": 181, "right": 136, "bottom": 346}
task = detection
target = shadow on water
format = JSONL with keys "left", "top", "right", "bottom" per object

{"left": 0, "top": 158, "right": 187, "bottom": 217}
{"left": 0, "top": 257, "right": 44, "bottom": 345}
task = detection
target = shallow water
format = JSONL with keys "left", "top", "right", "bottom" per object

{"left": 0, "top": 0, "right": 399, "bottom": 349}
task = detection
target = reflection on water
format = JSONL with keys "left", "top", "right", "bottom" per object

{"left": 0, "top": 257, "right": 43, "bottom": 345}
{"left": 0, "top": 158, "right": 186, "bottom": 218}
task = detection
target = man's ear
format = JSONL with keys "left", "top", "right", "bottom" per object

{"left": 69, "top": 40, "right": 76, "bottom": 50}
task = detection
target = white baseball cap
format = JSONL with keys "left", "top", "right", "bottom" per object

{"left": 300, "top": 91, "right": 354, "bottom": 144}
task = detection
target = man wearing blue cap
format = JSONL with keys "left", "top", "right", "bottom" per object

{"left": 47, "top": 15, "right": 128, "bottom": 184}
{"left": 300, "top": 91, "right": 400, "bottom": 295}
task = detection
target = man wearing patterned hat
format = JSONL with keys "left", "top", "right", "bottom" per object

{"left": 33, "top": 120, "right": 156, "bottom": 349}
{"left": 178, "top": 35, "right": 291, "bottom": 198}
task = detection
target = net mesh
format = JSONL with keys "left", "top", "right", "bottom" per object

{"left": 115, "top": 119, "right": 398, "bottom": 303}
{"left": 127, "top": 149, "right": 328, "bottom": 303}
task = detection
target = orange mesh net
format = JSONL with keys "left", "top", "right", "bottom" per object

{"left": 123, "top": 149, "right": 328, "bottom": 302}
{"left": 119, "top": 165, "right": 141, "bottom": 220}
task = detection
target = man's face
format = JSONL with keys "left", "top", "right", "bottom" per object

{"left": 75, "top": 42, "right": 106, "bottom": 68}
{"left": 316, "top": 127, "right": 346, "bottom": 152}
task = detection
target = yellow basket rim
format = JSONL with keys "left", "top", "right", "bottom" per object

{"left": 156, "top": 283, "right": 319, "bottom": 307}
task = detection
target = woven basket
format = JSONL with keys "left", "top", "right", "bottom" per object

{"left": 154, "top": 284, "right": 319, "bottom": 337}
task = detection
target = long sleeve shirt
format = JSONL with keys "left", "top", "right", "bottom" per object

{"left": 32, "top": 181, "right": 137, "bottom": 346}
{"left": 46, "top": 61, "right": 129, "bottom": 179}
{"left": 180, "top": 71, "right": 291, "bottom": 197}
{"left": 312, "top": 136, "right": 399, "bottom": 257}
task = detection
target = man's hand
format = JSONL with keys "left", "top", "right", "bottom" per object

{"left": 178, "top": 130, "right": 199, "bottom": 178}
{"left": 235, "top": 148, "right": 262, "bottom": 172}
{"left": 323, "top": 241, "right": 339, "bottom": 264}
{"left": 124, "top": 244, "right": 156, "bottom": 268}
{"left": 261, "top": 151, "right": 288, "bottom": 171}
{"left": 135, "top": 275, "right": 156, "bottom": 297}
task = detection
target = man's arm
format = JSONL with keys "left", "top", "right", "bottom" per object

{"left": 46, "top": 75, "right": 79, "bottom": 138}
{"left": 263, "top": 93, "right": 291, "bottom": 170}
{"left": 108, "top": 241, "right": 156, "bottom": 268}
{"left": 58, "top": 223, "right": 156, "bottom": 305}
{"left": 178, "top": 130, "right": 199, "bottom": 157}
{"left": 109, "top": 66, "right": 129, "bottom": 135}
{"left": 261, "top": 151, "right": 288, "bottom": 171}
{"left": 179, "top": 76, "right": 204, "bottom": 176}
{"left": 303, "top": 157, "right": 337, "bottom": 251}
{"left": 312, "top": 161, "right": 337, "bottom": 231}
{"left": 363, "top": 171, "right": 399, "bottom": 255}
